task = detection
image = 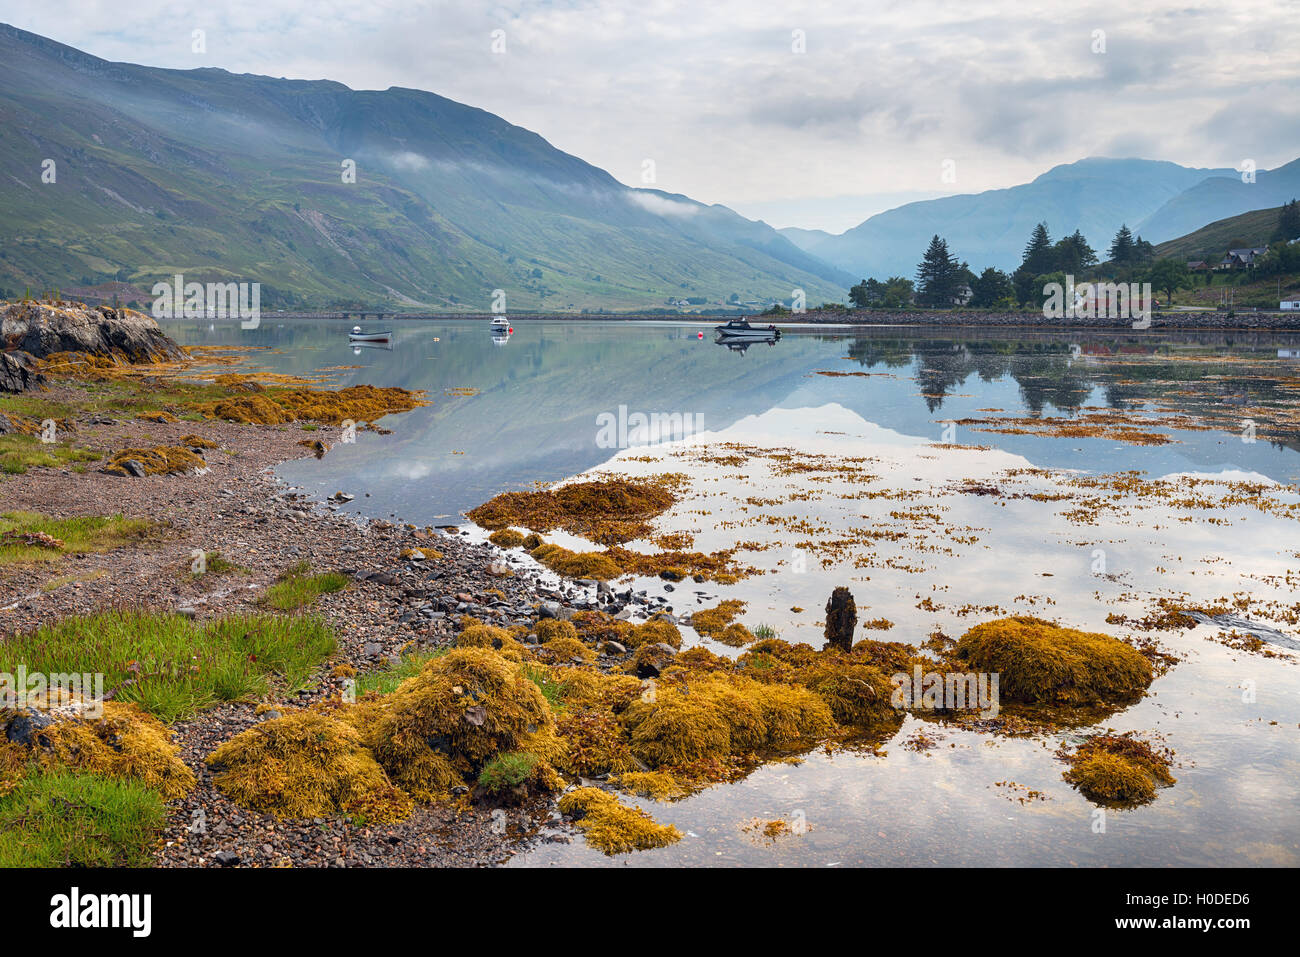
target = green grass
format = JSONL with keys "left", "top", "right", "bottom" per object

{"left": 354, "top": 648, "right": 447, "bottom": 697}
{"left": 0, "top": 511, "right": 156, "bottom": 566}
{"left": 0, "top": 609, "right": 337, "bottom": 721}
{"left": 0, "top": 770, "right": 166, "bottom": 867}
{"left": 477, "top": 751, "right": 540, "bottom": 793}
{"left": 522, "top": 663, "right": 572, "bottom": 712}
{"left": 263, "top": 563, "right": 349, "bottom": 610}
{"left": 0, "top": 434, "right": 102, "bottom": 475}
{"left": 752, "top": 624, "right": 778, "bottom": 641}
{"left": 185, "top": 550, "right": 249, "bottom": 578}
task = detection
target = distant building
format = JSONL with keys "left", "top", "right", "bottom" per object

{"left": 1281, "top": 300, "right": 1300, "bottom": 311}
{"left": 1186, "top": 260, "right": 1210, "bottom": 271}
{"left": 1218, "top": 247, "right": 1268, "bottom": 270}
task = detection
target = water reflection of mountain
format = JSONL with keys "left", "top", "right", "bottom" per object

{"left": 161, "top": 321, "right": 1300, "bottom": 521}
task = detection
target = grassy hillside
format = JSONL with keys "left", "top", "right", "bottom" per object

{"left": 0, "top": 24, "right": 848, "bottom": 312}
{"left": 1152, "top": 205, "right": 1288, "bottom": 262}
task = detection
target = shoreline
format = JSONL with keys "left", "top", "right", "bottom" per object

{"left": 0, "top": 403, "right": 609, "bottom": 867}
{"left": 257, "top": 310, "right": 1300, "bottom": 331}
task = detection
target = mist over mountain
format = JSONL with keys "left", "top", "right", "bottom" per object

{"left": 0, "top": 23, "right": 851, "bottom": 310}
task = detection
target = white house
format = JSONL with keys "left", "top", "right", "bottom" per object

{"left": 1281, "top": 300, "right": 1300, "bottom": 310}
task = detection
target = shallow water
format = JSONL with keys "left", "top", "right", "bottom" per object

{"left": 162, "top": 318, "right": 1300, "bottom": 866}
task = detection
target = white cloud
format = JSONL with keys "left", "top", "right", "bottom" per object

{"left": 1, "top": 0, "right": 1296, "bottom": 229}
{"left": 626, "top": 191, "right": 699, "bottom": 218}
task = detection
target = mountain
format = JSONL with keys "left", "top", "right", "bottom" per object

{"left": 0, "top": 24, "right": 851, "bottom": 311}
{"left": 1135, "top": 159, "right": 1300, "bottom": 243}
{"left": 804, "top": 157, "right": 1241, "bottom": 279}
{"left": 1152, "top": 205, "right": 1289, "bottom": 261}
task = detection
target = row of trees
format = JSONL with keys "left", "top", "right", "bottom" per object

{"left": 849, "top": 221, "right": 1184, "bottom": 311}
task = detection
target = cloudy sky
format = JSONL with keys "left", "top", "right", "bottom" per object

{"left": 2, "top": 0, "right": 1297, "bottom": 231}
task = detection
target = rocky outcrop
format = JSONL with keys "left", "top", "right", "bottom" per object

{"left": 0, "top": 350, "right": 44, "bottom": 393}
{"left": 1, "top": 301, "right": 185, "bottom": 366}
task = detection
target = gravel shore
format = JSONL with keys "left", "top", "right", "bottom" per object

{"left": 0, "top": 408, "right": 599, "bottom": 867}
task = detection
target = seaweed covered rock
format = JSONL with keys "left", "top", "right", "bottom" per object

{"left": 357, "top": 648, "right": 555, "bottom": 802}
{"left": 570, "top": 610, "right": 634, "bottom": 646}
{"left": 0, "top": 700, "right": 194, "bottom": 800}
{"left": 454, "top": 623, "right": 525, "bottom": 661}
{"left": 1060, "top": 732, "right": 1176, "bottom": 806}
{"left": 956, "top": 616, "right": 1153, "bottom": 706}
{"left": 558, "top": 786, "right": 682, "bottom": 855}
{"left": 554, "top": 708, "right": 640, "bottom": 777}
{"left": 620, "top": 673, "right": 833, "bottom": 767}
{"left": 103, "top": 445, "right": 206, "bottom": 477}
{"left": 207, "top": 711, "right": 412, "bottom": 822}
{"left": 736, "top": 640, "right": 900, "bottom": 733}
{"left": 535, "top": 636, "right": 595, "bottom": 664}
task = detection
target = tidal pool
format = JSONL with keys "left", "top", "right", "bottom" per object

{"left": 161, "top": 318, "right": 1300, "bottom": 866}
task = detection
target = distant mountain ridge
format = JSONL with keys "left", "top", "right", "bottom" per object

{"left": 0, "top": 23, "right": 851, "bottom": 310}
{"left": 796, "top": 157, "right": 1256, "bottom": 278}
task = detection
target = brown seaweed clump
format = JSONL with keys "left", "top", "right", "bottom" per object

{"left": 534, "top": 619, "right": 579, "bottom": 644}
{"left": 207, "top": 710, "right": 412, "bottom": 822}
{"left": 354, "top": 648, "right": 557, "bottom": 802}
{"left": 626, "top": 617, "right": 683, "bottom": 650}
{"left": 690, "top": 600, "right": 746, "bottom": 641}
{"left": 529, "top": 543, "right": 623, "bottom": 580}
{"left": 488, "top": 528, "right": 527, "bottom": 549}
{"left": 955, "top": 616, "right": 1153, "bottom": 706}
{"left": 198, "top": 384, "right": 426, "bottom": 426}
{"left": 558, "top": 786, "right": 682, "bottom": 855}
{"left": 467, "top": 478, "right": 678, "bottom": 545}
{"left": 1059, "top": 732, "right": 1176, "bottom": 807}
{"left": 102, "top": 445, "right": 207, "bottom": 477}
{"left": 179, "top": 434, "right": 219, "bottom": 450}
{"left": 454, "top": 623, "right": 526, "bottom": 661}
{"left": 0, "top": 700, "right": 194, "bottom": 800}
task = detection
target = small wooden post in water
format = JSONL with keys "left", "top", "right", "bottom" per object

{"left": 824, "top": 586, "right": 856, "bottom": 652}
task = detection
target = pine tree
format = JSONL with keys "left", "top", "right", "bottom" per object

{"left": 915, "top": 235, "right": 962, "bottom": 306}
{"left": 1021, "top": 222, "right": 1054, "bottom": 274}
{"left": 1109, "top": 224, "right": 1135, "bottom": 264}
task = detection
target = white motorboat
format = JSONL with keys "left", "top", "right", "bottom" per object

{"left": 714, "top": 317, "right": 781, "bottom": 339}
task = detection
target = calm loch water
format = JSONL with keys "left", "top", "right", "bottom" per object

{"left": 162, "top": 318, "right": 1300, "bottom": 866}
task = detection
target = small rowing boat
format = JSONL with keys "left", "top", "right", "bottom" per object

{"left": 348, "top": 326, "right": 392, "bottom": 343}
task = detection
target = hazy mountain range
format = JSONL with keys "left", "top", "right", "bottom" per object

{"left": 1, "top": 23, "right": 1296, "bottom": 309}
{"left": 781, "top": 157, "right": 1300, "bottom": 279}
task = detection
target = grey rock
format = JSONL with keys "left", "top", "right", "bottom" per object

{"left": 5, "top": 708, "right": 53, "bottom": 745}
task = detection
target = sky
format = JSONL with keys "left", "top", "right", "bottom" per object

{"left": 2, "top": 0, "right": 1297, "bottom": 233}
